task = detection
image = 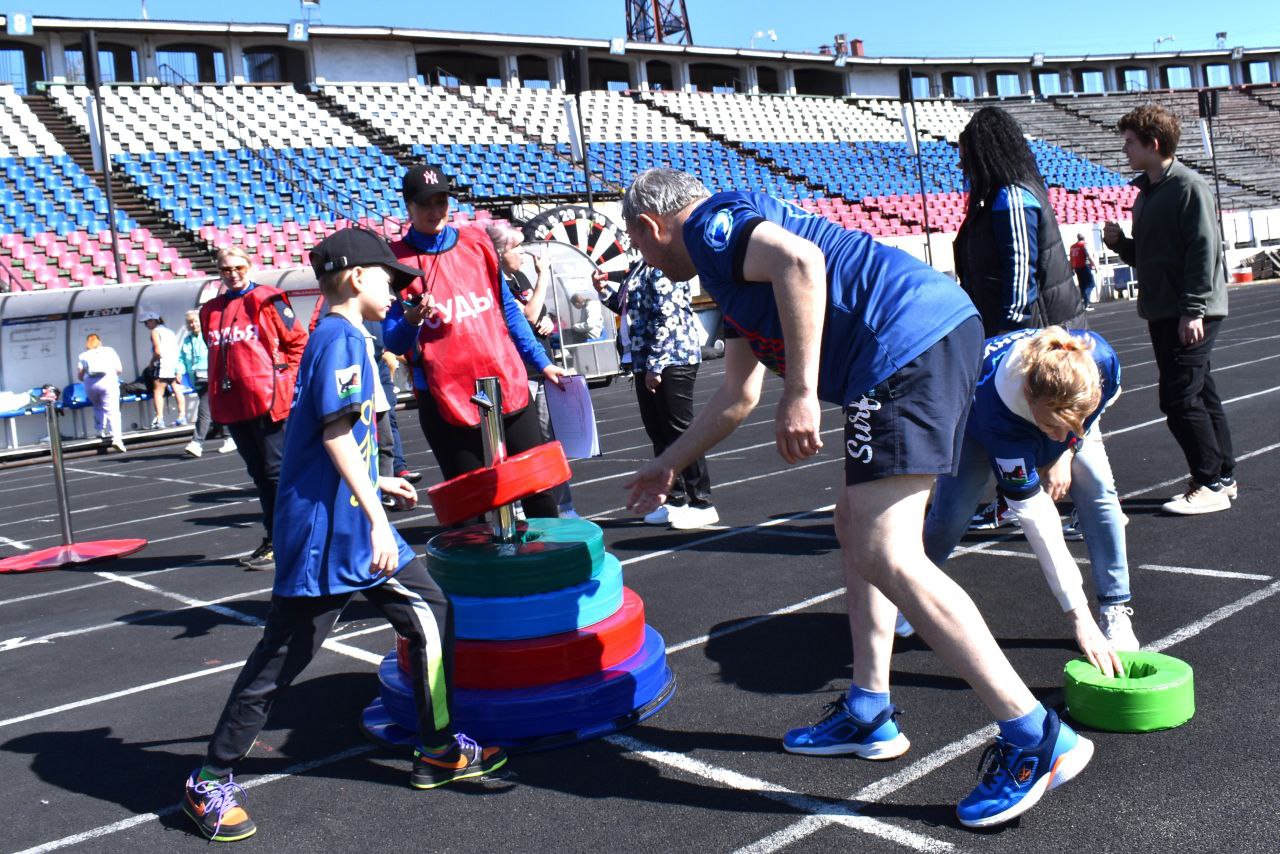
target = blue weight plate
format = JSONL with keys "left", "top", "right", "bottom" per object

{"left": 451, "top": 553, "right": 624, "bottom": 640}
{"left": 374, "top": 626, "right": 675, "bottom": 747}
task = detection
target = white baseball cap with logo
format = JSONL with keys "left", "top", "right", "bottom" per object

{"left": 138, "top": 310, "right": 161, "bottom": 323}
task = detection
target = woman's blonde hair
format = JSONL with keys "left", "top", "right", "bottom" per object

{"left": 1019, "top": 326, "right": 1101, "bottom": 438}
{"left": 85, "top": 333, "right": 101, "bottom": 349}
{"left": 216, "top": 246, "right": 252, "bottom": 266}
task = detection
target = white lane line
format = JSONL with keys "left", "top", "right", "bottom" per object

{"left": 666, "top": 588, "right": 848, "bottom": 654}
{"left": 733, "top": 576, "right": 1280, "bottom": 853}
{"left": 0, "top": 551, "right": 248, "bottom": 609}
{"left": 1118, "top": 441, "right": 1280, "bottom": 499}
{"left": 1104, "top": 385, "right": 1280, "bottom": 439}
{"left": 1123, "top": 332, "right": 1280, "bottom": 369}
{"left": 620, "top": 505, "right": 836, "bottom": 566}
{"left": 1123, "top": 352, "right": 1280, "bottom": 394}
{"left": 96, "top": 571, "right": 267, "bottom": 627}
{"left": 604, "top": 734, "right": 957, "bottom": 854}
{"left": 0, "top": 535, "right": 31, "bottom": 550}
{"left": 10, "top": 744, "right": 376, "bottom": 854}
{"left": 1140, "top": 564, "right": 1272, "bottom": 582}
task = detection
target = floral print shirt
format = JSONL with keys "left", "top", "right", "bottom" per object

{"left": 601, "top": 262, "right": 702, "bottom": 375}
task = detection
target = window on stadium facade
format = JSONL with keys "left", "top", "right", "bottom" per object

{"left": 992, "top": 72, "right": 1022, "bottom": 97}
{"left": 1121, "top": 68, "right": 1149, "bottom": 91}
{"left": 1037, "top": 72, "right": 1061, "bottom": 95}
{"left": 1077, "top": 70, "right": 1105, "bottom": 93}
{"left": 1247, "top": 61, "right": 1272, "bottom": 84}
{"left": 1204, "top": 64, "right": 1230, "bottom": 86}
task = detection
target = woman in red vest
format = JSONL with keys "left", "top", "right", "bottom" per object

{"left": 384, "top": 166, "right": 566, "bottom": 519}
{"left": 200, "top": 247, "right": 309, "bottom": 569}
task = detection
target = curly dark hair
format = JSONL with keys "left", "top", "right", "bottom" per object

{"left": 957, "top": 106, "right": 1047, "bottom": 212}
{"left": 1117, "top": 104, "right": 1181, "bottom": 157}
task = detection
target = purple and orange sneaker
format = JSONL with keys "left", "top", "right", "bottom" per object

{"left": 411, "top": 733, "right": 508, "bottom": 789}
{"left": 182, "top": 772, "right": 257, "bottom": 842}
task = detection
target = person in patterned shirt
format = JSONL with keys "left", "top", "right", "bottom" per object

{"left": 595, "top": 261, "right": 717, "bottom": 529}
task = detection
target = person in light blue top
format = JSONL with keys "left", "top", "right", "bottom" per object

{"left": 922, "top": 326, "right": 1139, "bottom": 659}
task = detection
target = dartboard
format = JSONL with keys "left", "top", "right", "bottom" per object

{"left": 522, "top": 205, "right": 636, "bottom": 284}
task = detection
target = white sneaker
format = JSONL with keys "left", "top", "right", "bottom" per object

{"left": 643, "top": 504, "right": 671, "bottom": 525}
{"left": 183, "top": 441, "right": 203, "bottom": 458}
{"left": 559, "top": 508, "right": 581, "bottom": 519}
{"left": 219, "top": 438, "right": 238, "bottom": 453}
{"left": 893, "top": 612, "right": 915, "bottom": 638}
{"left": 1099, "top": 604, "right": 1139, "bottom": 652}
{"left": 1170, "top": 478, "right": 1238, "bottom": 502}
{"left": 1062, "top": 510, "right": 1084, "bottom": 541}
{"left": 670, "top": 504, "right": 719, "bottom": 530}
{"left": 1162, "top": 483, "right": 1231, "bottom": 515}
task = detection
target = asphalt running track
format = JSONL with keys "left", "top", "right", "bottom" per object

{"left": 1, "top": 282, "right": 1277, "bottom": 854}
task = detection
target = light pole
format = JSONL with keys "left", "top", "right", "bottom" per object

{"left": 750, "top": 29, "right": 777, "bottom": 49}
{"left": 1153, "top": 35, "right": 1175, "bottom": 52}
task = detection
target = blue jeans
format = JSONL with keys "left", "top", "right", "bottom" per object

{"left": 923, "top": 424, "right": 1130, "bottom": 607}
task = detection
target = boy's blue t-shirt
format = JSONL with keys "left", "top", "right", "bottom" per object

{"left": 682, "top": 191, "right": 977, "bottom": 405}
{"left": 273, "top": 314, "right": 415, "bottom": 597}
{"left": 969, "top": 328, "right": 1121, "bottom": 500}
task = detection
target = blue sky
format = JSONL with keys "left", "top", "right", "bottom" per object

{"left": 25, "top": 0, "right": 1280, "bottom": 58}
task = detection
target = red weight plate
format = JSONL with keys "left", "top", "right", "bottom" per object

{"left": 0, "top": 539, "right": 147, "bottom": 574}
{"left": 427, "top": 441, "right": 571, "bottom": 526}
{"left": 398, "top": 587, "right": 647, "bottom": 689}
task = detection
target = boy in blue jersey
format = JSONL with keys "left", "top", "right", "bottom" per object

{"left": 923, "top": 326, "right": 1138, "bottom": 667}
{"left": 181, "top": 229, "right": 506, "bottom": 843}
{"left": 621, "top": 169, "right": 1095, "bottom": 829}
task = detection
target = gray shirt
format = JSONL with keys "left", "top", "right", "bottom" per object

{"left": 1112, "top": 159, "right": 1227, "bottom": 320}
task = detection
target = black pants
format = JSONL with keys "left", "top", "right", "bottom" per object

{"left": 227, "top": 416, "right": 286, "bottom": 539}
{"left": 635, "top": 364, "right": 712, "bottom": 508}
{"left": 414, "top": 388, "right": 558, "bottom": 519}
{"left": 205, "top": 557, "right": 454, "bottom": 774}
{"left": 190, "top": 382, "right": 214, "bottom": 445}
{"left": 1149, "top": 317, "right": 1236, "bottom": 486}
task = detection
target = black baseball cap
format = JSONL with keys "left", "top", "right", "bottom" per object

{"left": 310, "top": 227, "right": 423, "bottom": 291}
{"left": 402, "top": 164, "right": 452, "bottom": 205}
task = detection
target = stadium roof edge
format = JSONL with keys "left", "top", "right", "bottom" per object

{"left": 6, "top": 16, "right": 1279, "bottom": 67}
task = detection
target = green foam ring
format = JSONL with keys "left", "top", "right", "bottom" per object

{"left": 426, "top": 517, "right": 606, "bottom": 597}
{"left": 1064, "top": 650, "right": 1194, "bottom": 733}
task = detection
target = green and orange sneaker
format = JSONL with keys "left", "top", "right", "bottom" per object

{"left": 182, "top": 771, "right": 257, "bottom": 842}
{"left": 411, "top": 733, "right": 508, "bottom": 789}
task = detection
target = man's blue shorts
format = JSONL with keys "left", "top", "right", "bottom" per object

{"left": 843, "top": 316, "right": 982, "bottom": 486}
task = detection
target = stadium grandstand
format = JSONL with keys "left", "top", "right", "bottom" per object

{"left": 0, "top": 15, "right": 1278, "bottom": 293}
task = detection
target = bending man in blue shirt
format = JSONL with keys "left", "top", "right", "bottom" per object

{"left": 621, "top": 169, "right": 1096, "bottom": 830}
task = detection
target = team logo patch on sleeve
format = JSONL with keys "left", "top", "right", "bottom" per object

{"left": 335, "top": 364, "right": 362, "bottom": 400}
{"left": 996, "top": 457, "right": 1030, "bottom": 484}
{"left": 705, "top": 209, "right": 734, "bottom": 250}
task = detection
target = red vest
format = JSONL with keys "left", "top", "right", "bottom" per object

{"left": 200, "top": 284, "right": 307, "bottom": 424}
{"left": 1069, "top": 242, "right": 1088, "bottom": 270}
{"left": 392, "top": 228, "right": 529, "bottom": 426}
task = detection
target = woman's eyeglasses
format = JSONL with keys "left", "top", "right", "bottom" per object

{"left": 219, "top": 266, "right": 249, "bottom": 275}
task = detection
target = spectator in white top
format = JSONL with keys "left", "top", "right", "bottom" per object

{"left": 140, "top": 310, "right": 187, "bottom": 429}
{"left": 77, "top": 333, "right": 126, "bottom": 453}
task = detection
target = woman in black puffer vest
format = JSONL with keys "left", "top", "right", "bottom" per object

{"left": 953, "top": 106, "right": 1083, "bottom": 337}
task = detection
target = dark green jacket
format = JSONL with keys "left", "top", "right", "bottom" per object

{"left": 1112, "top": 159, "right": 1227, "bottom": 320}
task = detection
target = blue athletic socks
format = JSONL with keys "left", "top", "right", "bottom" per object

{"left": 998, "top": 703, "right": 1048, "bottom": 748}
{"left": 846, "top": 684, "right": 891, "bottom": 721}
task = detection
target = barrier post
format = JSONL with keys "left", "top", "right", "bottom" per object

{"left": 471, "top": 377, "right": 519, "bottom": 542}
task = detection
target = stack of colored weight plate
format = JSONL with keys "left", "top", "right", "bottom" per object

{"left": 362, "top": 517, "right": 676, "bottom": 752}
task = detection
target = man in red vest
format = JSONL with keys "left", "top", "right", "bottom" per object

{"left": 1069, "top": 233, "right": 1098, "bottom": 311}
{"left": 201, "top": 247, "right": 309, "bottom": 569}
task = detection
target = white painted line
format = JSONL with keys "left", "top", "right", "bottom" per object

{"left": 319, "top": 637, "right": 386, "bottom": 665}
{"left": 620, "top": 504, "right": 836, "bottom": 566}
{"left": 0, "top": 551, "right": 247, "bottom": 609}
{"left": 605, "top": 734, "right": 957, "bottom": 854}
{"left": 1104, "top": 385, "right": 1280, "bottom": 438}
{"left": 1119, "top": 441, "right": 1280, "bottom": 499}
{"left": 96, "top": 571, "right": 266, "bottom": 627}
{"left": 61, "top": 465, "right": 249, "bottom": 491}
{"left": 1140, "top": 564, "right": 1272, "bottom": 581}
{"left": 1123, "top": 331, "right": 1280, "bottom": 369}
{"left": 666, "top": 588, "right": 847, "bottom": 654}
{"left": 0, "top": 535, "right": 31, "bottom": 550}
{"left": 1123, "top": 352, "right": 1280, "bottom": 394}
{"left": 733, "top": 577, "right": 1280, "bottom": 853}
{"left": 11, "top": 744, "right": 375, "bottom": 854}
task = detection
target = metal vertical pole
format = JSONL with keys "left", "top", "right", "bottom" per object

{"left": 85, "top": 31, "right": 127, "bottom": 284}
{"left": 1206, "top": 109, "right": 1228, "bottom": 279}
{"left": 44, "top": 402, "right": 74, "bottom": 546}
{"left": 473, "top": 377, "right": 519, "bottom": 542}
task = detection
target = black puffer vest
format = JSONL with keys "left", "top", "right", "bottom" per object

{"left": 953, "top": 182, "right": 1083, "bottom": 337}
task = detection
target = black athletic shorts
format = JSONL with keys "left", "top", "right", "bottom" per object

{"left": 844, "top": 315, "right": 982, "bottom": 486}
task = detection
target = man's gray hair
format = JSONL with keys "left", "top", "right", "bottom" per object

{"left": 622, "top": 168, "right": 710, "bottom": 223}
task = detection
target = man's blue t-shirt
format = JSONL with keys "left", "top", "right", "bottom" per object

{"left": 273, "top": 314, "right": 415, "bottom": 597}
{"left": 968, "top": 328, "right": 1121, "bottom": 500}
{"left": 682, "top": 191, "right": 977, "bottom": 404}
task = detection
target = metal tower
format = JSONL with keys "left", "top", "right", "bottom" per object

{"left": 625, "top": 0, "right": 693, "bottom": 45}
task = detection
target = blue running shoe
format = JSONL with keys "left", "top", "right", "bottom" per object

{"left": 783, "top": 697, "right": 910, "bottom": 759}
{"left": 957, "top": 709, "right": 1094, "bottom": 828}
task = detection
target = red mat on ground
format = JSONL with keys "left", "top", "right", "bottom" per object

{"left": 0, "top": 539, "right": 147, "bottom": 574}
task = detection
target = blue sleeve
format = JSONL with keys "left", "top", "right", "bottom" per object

{"left": 683, "top": 193, "right": 767, "bottom": 286}
{"left": 381, "top": 301, "right": 417, "bottom": 356}
{"left": 991, "top": 186, "right": 1040, "bottom": 329}
{"left": 1082, "top": 333, "right": 1122, "bottom": 434}
{"left": 502, "top": 282, "right": 552, "bottom": 373}
{"left": 987, "top": 443, "right": 1042, "bottom": 500}
{"left": 313, "top": 329, "right": 372, "bottom": 424}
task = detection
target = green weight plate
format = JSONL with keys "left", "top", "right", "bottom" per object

{"left": 1064, "top": 650, "right": 1195, "bottom": 733}
{"left": 426, "top": 517, "right": 606, "bottom": 597}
